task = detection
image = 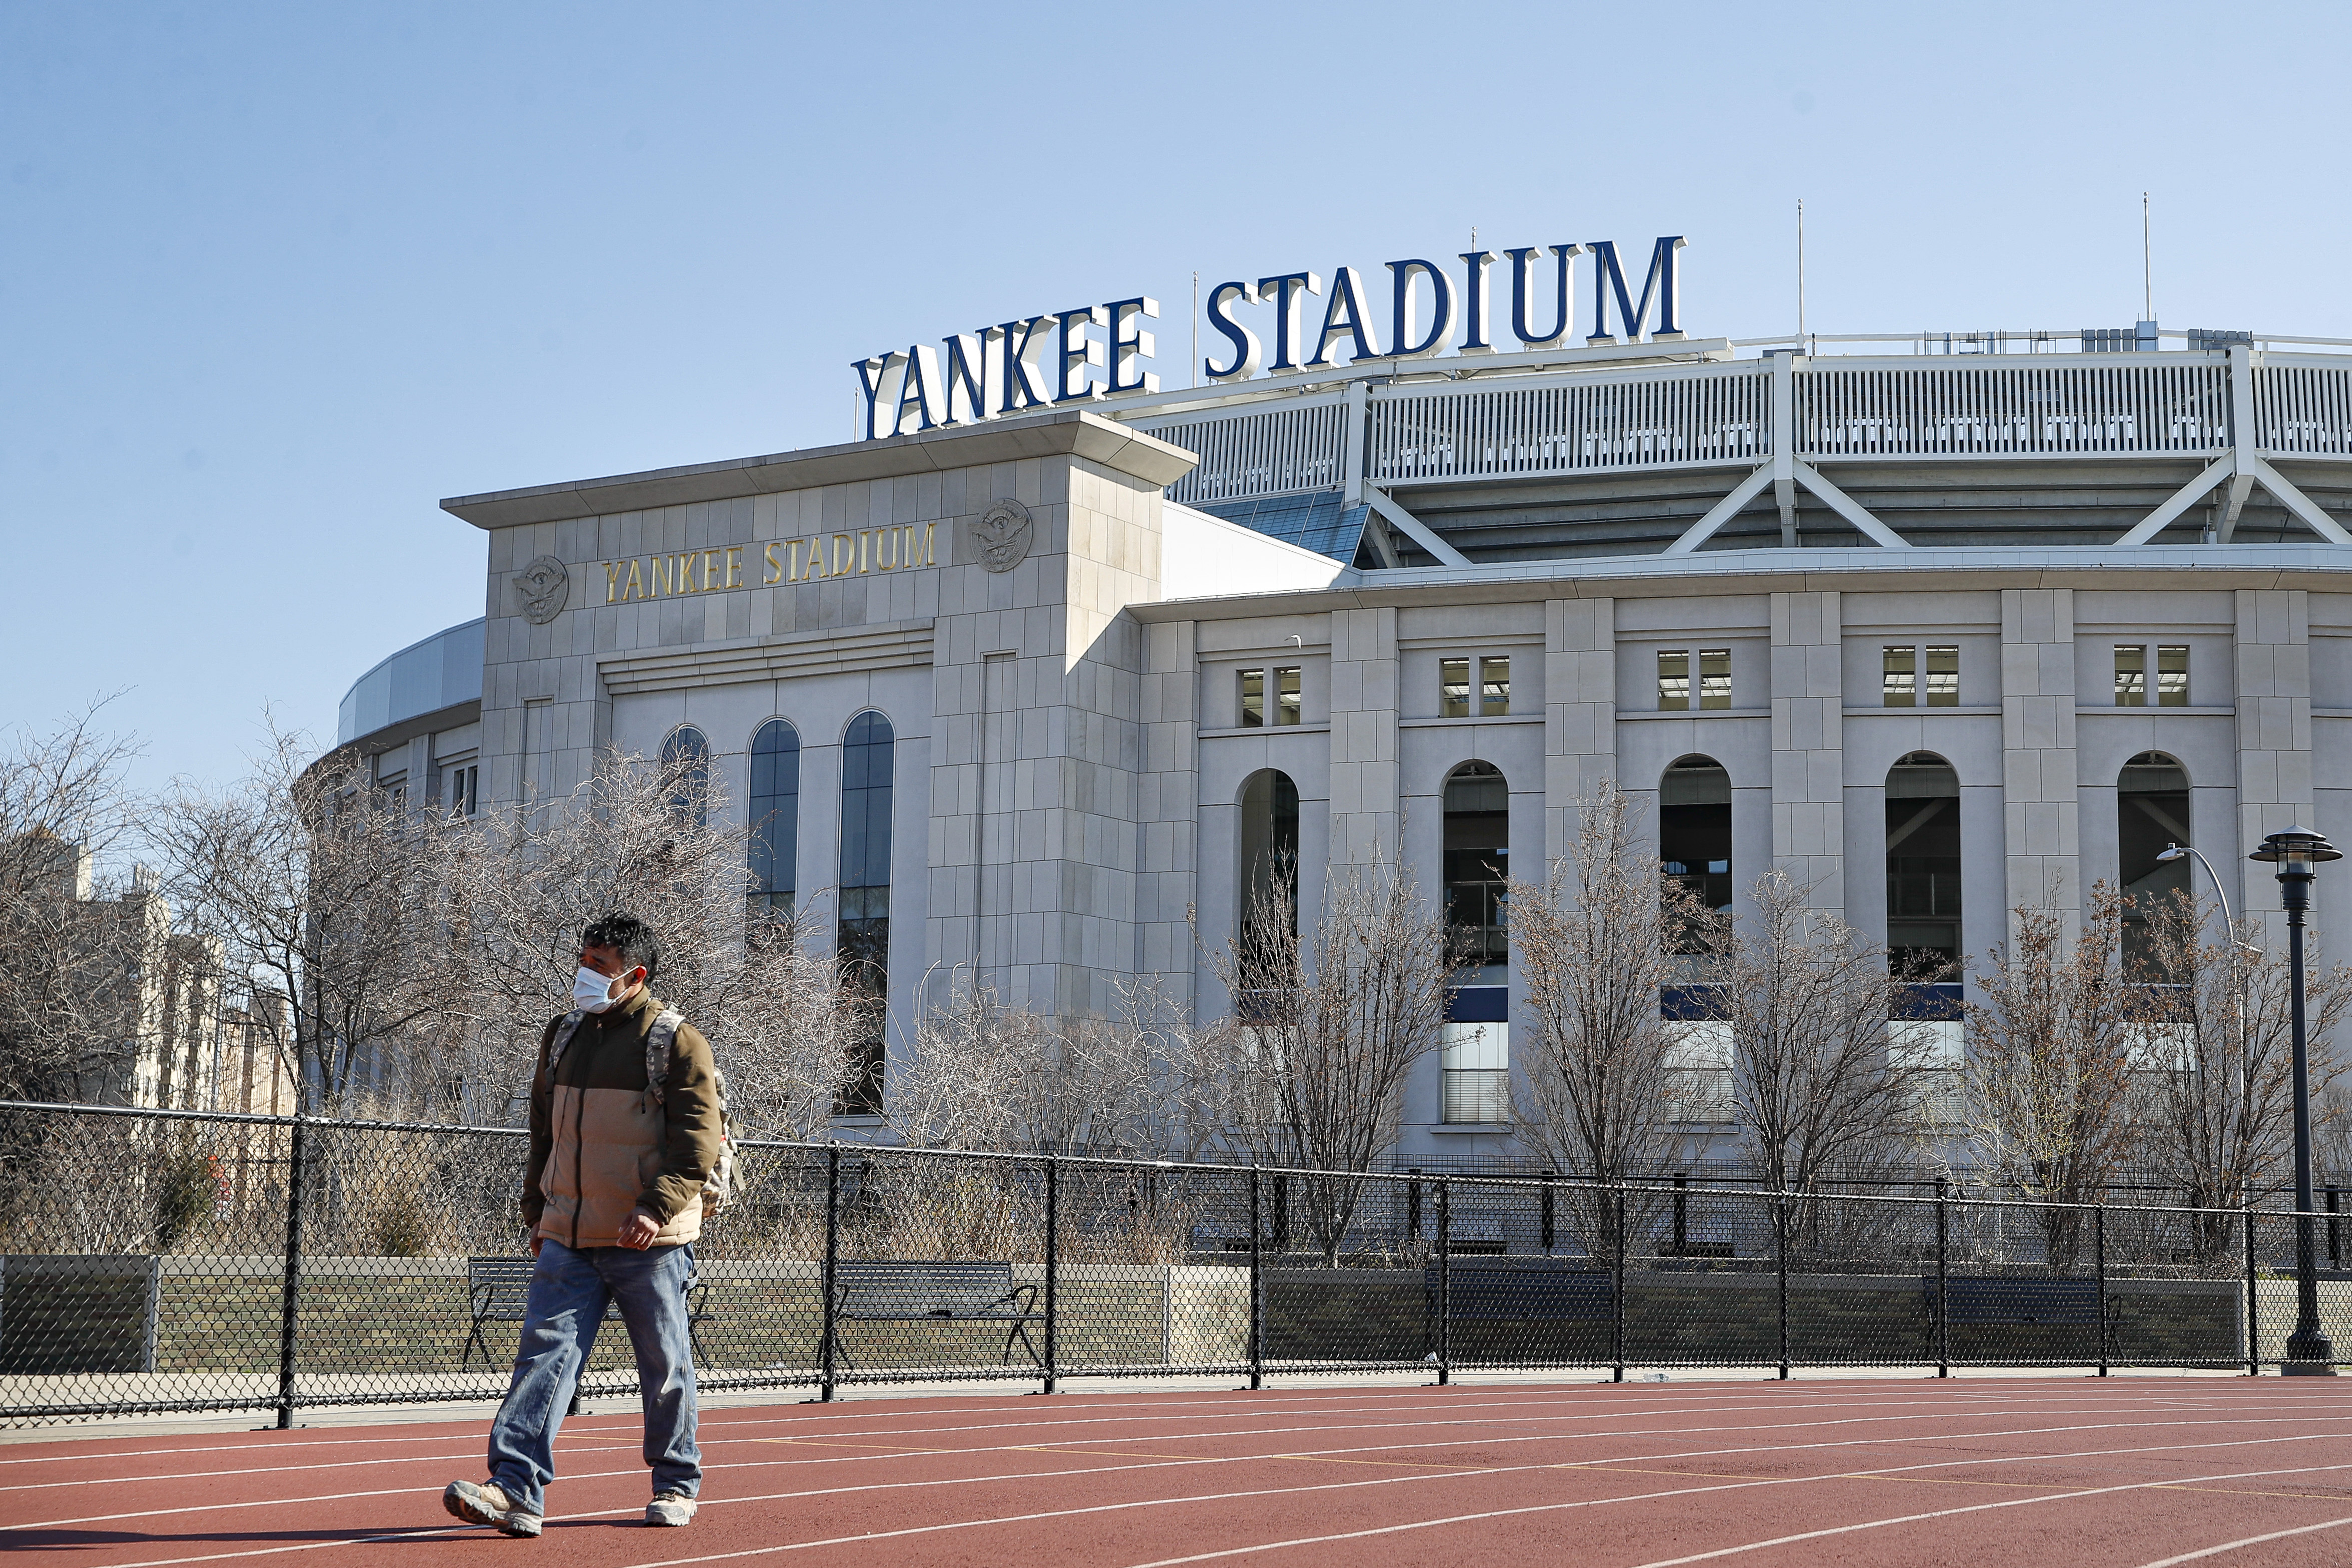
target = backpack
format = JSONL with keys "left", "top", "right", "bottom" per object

{"left": 548, "top": 1007, "right": 739, "bottom": 1217}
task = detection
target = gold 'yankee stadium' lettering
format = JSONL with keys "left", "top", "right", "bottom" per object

{"left": 603, "top": 523, "right": 935, "bottom": 602}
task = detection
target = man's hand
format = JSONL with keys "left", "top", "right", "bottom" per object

{"left": 529, "top": 1234, "right": 544, "bottom": 1258}
{"left": 618, "top": 1211, "right": 661, "bottom": 1250}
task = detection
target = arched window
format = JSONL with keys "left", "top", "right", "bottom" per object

{"left": 1443, "top": 762, "right": 1509, "bottom": 967}
{"left": 837, "top": 711, "right": 894, "bottom": 1113}
{"left": 1886, "top": 751, "right": 1961, "bottom": 973}
{"left": 2120, "top": 751, "right": 2191, "bottom": 968}
{"left": 1660, "top": 756, "right": 1733, "bottom": 912}
{"left": 1238, "top": 769, "right": 1300, "bottom": 942}
{"left": 749, "top": 720, "right": 800, "bottom": 914}
{"left": 660, "top": 727, "right": 709, "bottom": 828}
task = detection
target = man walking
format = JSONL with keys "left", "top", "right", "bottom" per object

{"left": 445, "top": 912, "right": 723, "bottom": 1537}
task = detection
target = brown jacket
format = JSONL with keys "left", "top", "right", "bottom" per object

{"left": 520, "top": 985, "right": 723, "bottom": 1248}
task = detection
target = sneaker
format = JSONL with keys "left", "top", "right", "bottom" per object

{"left": 646, "top": 1491, "right": 698, "bottom": 1527}
{"left": 444, "top": 1479, "right": 543, "bottom": 1538}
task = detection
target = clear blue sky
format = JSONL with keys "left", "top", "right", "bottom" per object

{"left": 8, "top": 1, "right": 2349, "bottom": 792}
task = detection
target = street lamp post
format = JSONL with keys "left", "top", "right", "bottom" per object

{"left": 2250, "top": 826, "right": 2343, "bottom": 1375}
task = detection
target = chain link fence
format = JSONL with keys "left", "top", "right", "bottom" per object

{"left": 4, "top": 1100, "right": 2347, "bottom": 1427}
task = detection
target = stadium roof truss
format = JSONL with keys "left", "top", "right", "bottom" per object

{"left": 1111, "top": 337, "right": 2352, "bottom": 566}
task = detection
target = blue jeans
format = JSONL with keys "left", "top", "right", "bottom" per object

{"left": 487, "top": 1238, "right": 701, "bottom": 1514}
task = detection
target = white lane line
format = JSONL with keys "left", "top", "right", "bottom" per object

{"left": 74, "top": 1428, "right": 2352, "bottom": 1568}
{"left": 1, "top": 1392, "right": 2216, "bottom": 1493}
{"left": 1122, "top": 1458, "right": 2352, "bottom": 1568}
{"left": 0, "top": 1383, "right": 2297, "bottom": 1473}
{"left": 2135, "top": 1515, "right": 2352, "bottom": 1565}
{"left": 25, "top": 1404, "right": 2352, "bottom": 1531}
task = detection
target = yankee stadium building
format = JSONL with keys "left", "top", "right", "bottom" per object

{"left": 340, "top": 235, "right": 2352, "bottom": 1160}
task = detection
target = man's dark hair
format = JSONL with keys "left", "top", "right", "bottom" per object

{"left": 581, "top": 911, "right": 660, "bottom": 982}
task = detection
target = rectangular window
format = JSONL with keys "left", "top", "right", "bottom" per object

{"left": 1273, "top": 665, "right": 1302, "bottom": 726}
{"left": 1883, "top": 645, "right": 1916, "bottom": 707}
{"left": 1925, "top": 644, "right": 1960, "bottom": 707}
{"left": 2157, "top": 644, "right": 2189, "bottom": 706}
{"left": 1440, "top": 1021, "right": 1509, "bottom": 1124}
{"left": 1479, "top": 655, "right": 1510, "bottom": 716}
{"left": 1440, "top": 657, "right": 1471, "bottom": 718}
{"left": 1698, "top": 648, "right": 1732, "bottom": 710}
{"left": 1239, "top": 668, "right": 1265, "bottom": 727}
{"left": 2116, "top": 645, "right": 2148, "bottom": 707}
{"left": 1658, "top": 650, "right": 1690, "bottom": 711}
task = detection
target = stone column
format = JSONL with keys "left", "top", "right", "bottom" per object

{"left": 1771, "top": 590, "right": 1845, "bottom": 908}
{"left": 1136, "top": 618, "right": 1200, "bottom": 1001}
{"left": 1328, "top": 605, "right": 1401, "bottom": 864}
{"left": 2001, "top": 587, "right": 2079, "bottom": 921}
{"left": 1543, "top": 597, "right": 1617, "bottom": 865}
{"left": 2235, "top": 589, "right": 2313, "bottom": 926}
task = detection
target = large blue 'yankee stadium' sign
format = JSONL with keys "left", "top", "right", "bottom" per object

{"left": 850, "top": 236, "right": 1688, "bottom": 443}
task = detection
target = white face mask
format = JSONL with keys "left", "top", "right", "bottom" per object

{"left": 572, "top": 964, "right": 628, "bottom": 1014}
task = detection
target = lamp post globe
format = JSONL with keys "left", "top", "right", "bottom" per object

{"left": 2250, "top": 826, "right": 2343, "bottom": 1374}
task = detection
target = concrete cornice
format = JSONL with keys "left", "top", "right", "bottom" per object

{"left": 1126, "top": 545, "right": 2352, "bottom": 624}
{"left": 441, "top": 411, "right": 1198, "bottom": 531}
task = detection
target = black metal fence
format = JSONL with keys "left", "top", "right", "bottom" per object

{"left": 5, "top": 1099, "right": 2350, "bottom": 1428}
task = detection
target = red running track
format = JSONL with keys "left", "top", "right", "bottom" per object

{"left": 6, "top": 1378, "right": 2352, "bottom": 1566}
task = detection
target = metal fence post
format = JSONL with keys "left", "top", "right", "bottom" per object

{"left": 274, "top": 1113, "right": 310, "bottom": 1430}
{"left": 1248, "top": 1167, "right": 1264, "bottom": 1391}
{"left": 1672, "top": 1172, "right": 1688, "bottom": 1256}
{"left": 1935, "top": 1178, "right": 1950, "bottom": 1379}
{"left": 2331, "top": 1186, "right": 2341, "bottom": 1270}
{"left": 1436, "top": 1179, "right": 1452, "bottom": 1386}
{"left": 1775, "top": 1190, "right": 1790, "bottom": 1382}
{"left": 2095, "top": 1202, "right": 2109, "bottom": 1377}
{"left": 1540, "top": 1171, "right": 1555, "bottom": 1254}
{"left": 2246, "top": 1202, "right": 2261, "bottom": 1377}
{"left": 1611, "top": 1186, "right": 1627, "bottom": 1384}
{"left": 1043, "top": 1156, "right": 1059, "bottom": 1396}
{"left": 819, "top": 1147, "right": 840, "bottom": 1402}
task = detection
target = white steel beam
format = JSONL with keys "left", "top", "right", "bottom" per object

{"left": 1771, "top": 351, "right": 1797, "bottom": 544}
{"left": 1362, "top": 485, "right": 1474, "bottom": 568}
{"left": 2112, "top": 454, "right": 2235, "bottom": 546}
{"left": 2246, "top": 455, "right": 2352, "bottom": 545}
{"left": 1664, "top": 464, "right": 1776, "bottom": 555}
{"left": 1792, "top": 462, "right": 1911, "bottom": 548}
{"left": 2218, "top": 470, "right": 2257, "bottom": 541}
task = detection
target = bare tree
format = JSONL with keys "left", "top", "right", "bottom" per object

{"left": 0, "top": 703, "right": 147, "bottom": 1101}
{"left": 2134, "top": 891, "right": 2352, "bottom": 1261}
{"left": 1508, "top": 782, "right": 1708, "bottom": 1255}
{"left": 150, "top": 718, "right": 450, "bottom": 1115}
{"left": 1715, "top": 870, "right": 1935, "bottom": 1201}
{"left": 1200, "top": 850, "right": 1461, "bottom": 1263}
{"left": 1965, "top": 882, "right": 2141, "bottom": 1269}
{"left": 891, "top": 966, "right": 1198, "bottom": 1156}
{"left": 436, "top": 745, "right": 868, "bottom": 1137}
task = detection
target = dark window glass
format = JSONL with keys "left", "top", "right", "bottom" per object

{"left": 749, "top": 720, "right": 800, "bottom": 914}
{"left": 1885, "top": 751, "right": 1961, "bottom": 974}
{"left": 837, "top": 711, "right": 893, "bottom": 1114}
{"left": 1239, "top": 769, "right": 1300, "bottom": 943}
{"left": 1660, "top": 755, "right": 1733, "bottom": 912}
{"left": 2119, "top": 750, "right": 2192, "bottom": 972}
{"left": 1443, "top": 762, "right": 1509, "bottom": 966}
{"left": 661, "top": 727, "right": 709, "bottom": 828}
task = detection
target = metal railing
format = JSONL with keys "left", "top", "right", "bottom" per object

{"left": 1140, "top": 394, "right": 1349, "bottom": 506}
{"left": 1117, "top": 348, "right": 2342, "bottom": 506}
{"left": 2, "top": 1099, "right": 2345, "bottom": 1427}
{"left": 1366, "top": 363, "right": 1769, "bottom": 484}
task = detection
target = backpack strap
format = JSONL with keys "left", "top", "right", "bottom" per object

{"left": 643, "top": 1009, "right": 687, "bottom": 1105}
{"left": 544, "top": 1011, "right": 588, "bottom": 1076}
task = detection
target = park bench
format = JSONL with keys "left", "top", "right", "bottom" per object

{"left": 829, "top": 1261, "right": 1041, "bottom": 1368}
{"left": 463, "top": 1256, "right": 711, "bottom": 1369}
{"left": 1922, "top": 1275, "right": 2118, "bottom": 1333}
